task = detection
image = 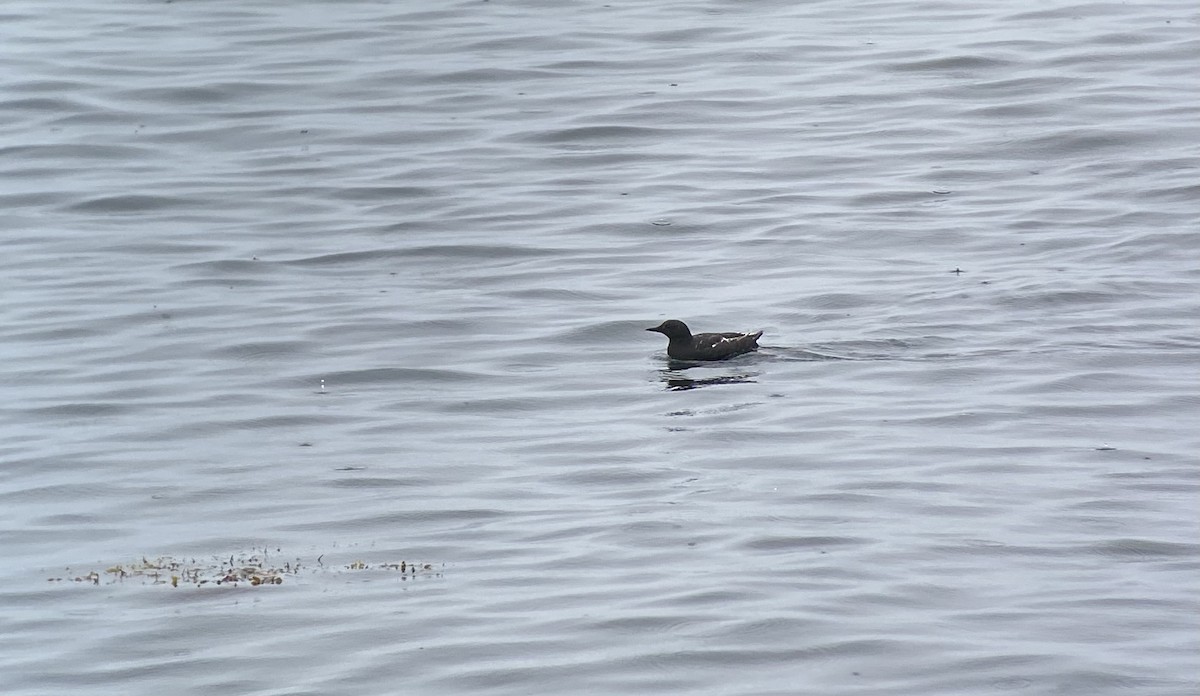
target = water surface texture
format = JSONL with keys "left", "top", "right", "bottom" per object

{"left": 2, "top": 1, "right": 1198, "bottom": 694}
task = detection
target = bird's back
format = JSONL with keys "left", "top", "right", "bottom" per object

{"left": 671, "top": 330, "right": 762, "bottom": 360}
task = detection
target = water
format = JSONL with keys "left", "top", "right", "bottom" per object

{"left": 2, "top": 1, "right": 1198, "bottom": 694}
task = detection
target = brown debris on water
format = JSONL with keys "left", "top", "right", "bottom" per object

{"left": 46, "top": 549, "right": 440, "bottom": 588}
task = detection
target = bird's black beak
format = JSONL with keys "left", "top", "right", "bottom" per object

{"left": 646, "top": 326, "right": 661, "bottom": 333}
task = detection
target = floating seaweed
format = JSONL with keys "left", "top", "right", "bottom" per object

{"left": 47, "top": 549, "right": 440, "bottom": 588}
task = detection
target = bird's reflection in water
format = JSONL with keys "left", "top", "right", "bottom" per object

{"left": 660, "top": 364, "right": 759, "bottom": 391}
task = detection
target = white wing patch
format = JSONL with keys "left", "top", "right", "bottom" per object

{"left": 706, "top": 334, "right": 746, "bottom": 348}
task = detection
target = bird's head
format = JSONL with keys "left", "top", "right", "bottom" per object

{"left": 646, "top": 319, "right": 692, "bottom": 339}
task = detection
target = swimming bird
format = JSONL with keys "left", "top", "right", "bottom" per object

{"left": 646, "top": 319, "right": 763, "bottom": 361}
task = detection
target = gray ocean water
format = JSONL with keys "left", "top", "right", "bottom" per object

{"left": 2, "top": 0, "right": 1198, "bottom": 694}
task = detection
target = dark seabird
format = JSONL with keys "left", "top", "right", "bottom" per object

{"left": 646, "top": 319, "right": 763, "bottom": 361}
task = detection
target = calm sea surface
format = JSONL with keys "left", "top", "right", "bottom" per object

{"left": 2, "top": 1, "right": 1198, "bottom": 694}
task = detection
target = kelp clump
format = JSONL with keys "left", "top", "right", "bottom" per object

{"left": 47, "top": 550, "right": 438, "bottom": 588}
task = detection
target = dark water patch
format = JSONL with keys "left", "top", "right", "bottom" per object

{"left": 3, "top": 325, "right": 104, "bottom": 343}
{"left": 1093, "top": 31, "right": 1163, "bottom": 47}
{"left": 964, "top": 100, "right": 1061, "bottom": 119}
{"left": 846, "top": 188, "right": 947, "bottom": 208}
{"left": 544, "top": 466, "right": 677, "bottom": 488}
{"left": 288, "top": 244, "right": 553, "bottom": 266}
{"left": 802, "top": 292, "right": 873, "bottom": 310}
{"left": 537, "top": 59, "right": 629, "bottom": 71}
{"left": 0, "top": 143, "right": 153, "bottom": 161}
{"left": 467, "top": 32, "right": 605, "bottom": 53}
{"left": 1103, "top": 466, "right": 1200, "bottom": 484}
{"left": 31, "top": 513, "right": 102, "bottom": 526}
{"left": 997, "top": 288, "right": 1119, "bottom": 308}
{"left": 1023, "top": 129, "right": 1161, "bottom": 156}
{"left": 282, "top": 507, "right": 504, "bottom": 532}
{"left": 117, "top": 83, "right": 295, "bottom": 107}
{"left": 741, "top": 535, "right": 866, "bottom": 551}
{"left": 324, "top": 367, "right": 485, "bottom": 385}
{"left": 961, "top": 74, "right": 1086, "bottom": 96}
{"left": 283, "top": 249, "right": 402, "bottom": 266}
{"left": 0, "top": 525, "right": 122, "bottom": 546}
{"left": 65, "top": 194, "right": 195, "bottom": 214}
{"left": 518, "top": 125, "right": 678, "bottom": 145}
{"left": 1005, "top": 371, "right": 1151, "bottom": 395}
{"left": 1067, "top": 497, "right": 1151, "bottom": 511}
{"left": 440, "top": 397, "right": 546, "bottom": 415}
{"left": 803, "top": 339, "right": 923, "bottom": 361}
{"left": 328, "top": 476, "right": 427, "bottom": 489}
{"left": 0, "top": 482, "right": 126, "bottom": 504}
{"left": 105, "top": 241, "right": 222, "bottom": 256}
{"left": 330, "top": 185, "right": 439, "bottom": 202}
{"left": 1089, "top": 539, "right": 1198, "bottom": 559}
{"left": 1042, "top": 596, "right": 1191, "bottom": 612}
{"left": 558, "top": 320, "right": 648, "bottom": 344}
{"left": 172, "top": 258, "right": 271, "bottom": 280}
{"left": 419, "top": 67, "right": 559, "bottom": 84}
{"left": 1005, "top": 6, "right": 1128, "bottom": 21}
{"left": 850, "top": 480, "right": 956, "bottom": 493}
{"left": 0, "top": 96, "right": 101, "bottom": 113}
{"left": 4, "top": 78, "right": 94, "bottom": 95}
{"left": 757, "top": 347, "right": 846, "bottom": 362}
{"left": 210, "top": 341, "right": 312, "bottom": 363}
{"left": 493, "top": 287, "right": 617, "bottom": 303}
{"left": 1140, "top": 181, "right": 1200, "bottom": 204}
{"left": 587, "top": 614, "right": 697, "bottom": 634}
{"left": 888, "top": 53, "right": 1017, "bottom": 72}
{"left": 27, "top": 402, "right": 134, "bottom": 418}
{"left": 213, "top": 414, "right": 349, "bottom": 431}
